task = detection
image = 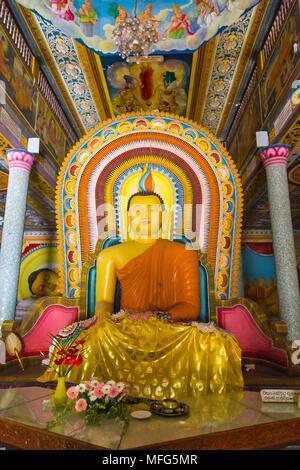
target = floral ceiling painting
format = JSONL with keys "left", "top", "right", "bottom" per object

{"left": 16, "top": 0, "right": 261, "bottom": 55}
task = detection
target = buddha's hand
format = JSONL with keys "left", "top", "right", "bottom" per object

{"left": 127, "top": 311, "right": 153, "bottom": 320}
{"left": 153, "top": 311, "right": 172, "bottom": 323}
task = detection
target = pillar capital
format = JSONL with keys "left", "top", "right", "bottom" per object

{"left": 6, "top": 148, "right": 35, "bottom": 172}
{"left": 259, "top": 143, "right": 290, "bottom": 169}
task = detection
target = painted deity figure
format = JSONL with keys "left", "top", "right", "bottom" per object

{"left": 139, "top": 4, "right": 160, "bottom": 42}
{"left": 196, "top": 0, "right": 233, "bottom": 26}
{"left": 165, "top": 5, "right": 194, "bottom": 39}
{"left": 77, "top": 0, "right": 98, "bottom": 36}
{"left": 49, "top": 0, "right": 75, "bottom": 21}
{"left": 115, "top": 5, "right": 128, "bottom": 26}
{"left": 112, "top": 75, "right": 141, "bottom": 114}
{"left": 158, "top": 70, "right": 182, "bottom": 114}
{"left": 39, "top": 169, "right": 243, "bottom": 399}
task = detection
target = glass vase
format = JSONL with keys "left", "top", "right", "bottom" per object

{"left": 53, "top": 376, "right": 67, "bottom": 408}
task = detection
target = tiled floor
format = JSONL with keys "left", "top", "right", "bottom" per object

{"left": 0, "top": 386, "right": 300, "bottom": 449}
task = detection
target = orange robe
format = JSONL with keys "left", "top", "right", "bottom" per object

{"left": 39, "top": 240, "right": 243, "bottom": 399}
{"left": 117, "top": 239, "right": 200, "bottom": 320}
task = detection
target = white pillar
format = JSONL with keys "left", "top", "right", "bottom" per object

{"left": 260, "top": 144, "right": 300, "bottom": 341}
{"left": 0, "top": 149, "right": 35, "bottom": 326}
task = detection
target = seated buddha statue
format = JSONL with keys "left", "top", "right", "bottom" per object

{"left": 39, "top": 170, "right": 243, "bottom": 399}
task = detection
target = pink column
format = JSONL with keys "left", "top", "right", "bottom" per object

{"left": 260, "top": 143, "right": 300, "bottom": 341}
{"left": 0, "top": 149, "right": 35, "bottom": 324}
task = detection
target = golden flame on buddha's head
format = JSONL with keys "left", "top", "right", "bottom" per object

{"left": 126, "top": 166, "right": 165, "bottom": 241}
{"left": 139, "top": 164, "right": 154, "bottom": 192}
{"left": 127, "top": 165, "right": 165, "bottom": 211}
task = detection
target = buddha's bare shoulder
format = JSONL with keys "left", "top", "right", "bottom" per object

{"left": 97, "top": 243, "right": 128, "bottom": 258}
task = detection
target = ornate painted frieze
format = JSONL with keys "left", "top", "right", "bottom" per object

{"left": 35, "top": 15, "right": 100, "bottom": 132}
{"left": 56, "top": 113, "right": 243, "bottom": 301}
{"left": 201, "top": 10, "right": 252, "bottom": 134}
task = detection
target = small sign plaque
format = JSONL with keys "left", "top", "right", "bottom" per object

{"left": 260, "top": 389, "right": 300, "bottom": 403}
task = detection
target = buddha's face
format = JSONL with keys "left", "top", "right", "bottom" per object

{"left": 127, "top": 194, "right": 163, "bottom": 240}
{"left": 30, "top": 269, "right": 59, "bottom": 297}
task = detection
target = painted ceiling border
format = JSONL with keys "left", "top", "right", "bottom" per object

{"left": 186, "top": 39, "right": 218, "bottom": 124}
{"left": 201, "top": 10, "right": 253, "bottom": 135}
{"left": 75, "top": 43, "right": 114, "bottom": 122}
{"left": 34, "top": 14, "right": 100, "bottom": 133}
{"left": 19, "top": 5, "right": 85, "bottom": 136}
{"left": 217, "top": 0, "right": 270, "bottom": 136}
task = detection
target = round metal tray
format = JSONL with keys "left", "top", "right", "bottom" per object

{"left": 150, "top": 401, "right": 189, "bottom": 418}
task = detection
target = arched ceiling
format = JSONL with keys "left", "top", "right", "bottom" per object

{"left": 12, "top": 0, "right": 276, "bottom": 142}
{"left": 16, "top": 1, "right": 261, "bottom": 56}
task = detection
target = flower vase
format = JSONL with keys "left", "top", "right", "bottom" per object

{"left": 53, "top": 376, "right": 67, "bottom": 408}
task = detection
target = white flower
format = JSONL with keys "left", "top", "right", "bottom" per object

{"left": 41, "top": 358, "right": 50, "bottom": 366}
{"left": 106, "top": 380, "right": 116, "bottom": 386}
{"left": 78, "top": 383, "right": 86, "bottom": 393}
{"left": 91, "top": 379, "right": 99, "bottom": 388}
{"left": 116, "top": 382, "right": 125, "bottom": 392}
{"left": 102, "top": 384, "right": 111, "bottom": 395}
{"left": 88, "top": 392, "right": 97, "bottom": 402}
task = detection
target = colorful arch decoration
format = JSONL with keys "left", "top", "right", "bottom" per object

{"left": 57, "top": 113, "right": 243, "bottom": 301}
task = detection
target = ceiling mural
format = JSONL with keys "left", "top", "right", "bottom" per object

{"left": 16, "top": 0, "right": 261, "bottom": 55}
{"left": 102, "top": 54, "right": 192, "bottom": 114}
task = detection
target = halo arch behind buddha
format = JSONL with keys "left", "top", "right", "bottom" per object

{"left": 58, "top": 113, "right": 243, "bottom": 301}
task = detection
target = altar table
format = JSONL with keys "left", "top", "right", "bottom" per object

{"left": 0, "top": 387, "right": 300, "bottom": 450}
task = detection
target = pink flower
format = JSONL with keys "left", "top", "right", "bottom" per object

{"left": 108, "top": 385, "right": 120, "bottom": 398}
{"left": 85, "top": 381, "right": 91, "bottom": 391}
{"left": 75, "top": 398, "right": 87, "bottom": 412}
{"left": 67, "top": 386, "right": 78, "bottom": 400}
{"left": 94, "top": 384, "right": 104, "bottom": 399}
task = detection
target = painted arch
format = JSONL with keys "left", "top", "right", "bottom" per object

{"left": 57, "top": 113, "right": 243, "bottom": 300}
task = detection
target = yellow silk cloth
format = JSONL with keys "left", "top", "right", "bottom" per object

{"left": 38, "top": 240, "right": 243, "bottom": 398}
{"left": 39, "top": 315, "right": 243, "bottom": 399}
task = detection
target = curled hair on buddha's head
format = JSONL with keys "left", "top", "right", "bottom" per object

{"left": 127, "top": 164, "right": 165, "bottom": 211}
{"left": 127, "top": 191, "right": 165, "bottom": 212}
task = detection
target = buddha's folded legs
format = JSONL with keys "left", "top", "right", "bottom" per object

{"left": 38, "top": 315, "right": 243, "bottom": 400}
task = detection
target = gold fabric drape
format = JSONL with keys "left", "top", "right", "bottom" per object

{"left": 39, "top": 240, "right": 243, "bottom": 399}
